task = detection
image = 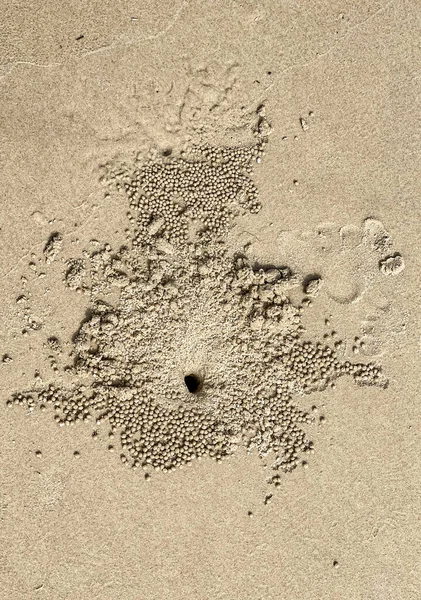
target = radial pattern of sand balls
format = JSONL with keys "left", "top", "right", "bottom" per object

{"left": 8, "top": 117, "right": 387, "bottom": 477}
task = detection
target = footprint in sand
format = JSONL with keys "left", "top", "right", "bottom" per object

{"left": 277, "top": 218, "right": 406, "bottom": 356}
{"left": 277, "top": 218, "right": 403, "bottom": 306}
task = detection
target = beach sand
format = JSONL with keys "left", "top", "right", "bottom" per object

{"left": 1, "top": 2, "right": 420, "bottom": 598}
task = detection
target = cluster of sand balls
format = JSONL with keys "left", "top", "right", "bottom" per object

{"left": 107, "top": 137, "right": 266, "bottom": 247}
{"left": 9, "top": 242, "right": 385, "bottom": 474}
{"left": 8, "top": 117, "right": 386, "bottom": 477}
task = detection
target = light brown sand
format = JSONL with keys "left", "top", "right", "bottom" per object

{"left": 1, "top": 1, "right": 420, "bottom": 598}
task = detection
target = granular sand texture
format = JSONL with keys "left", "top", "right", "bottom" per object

{"left": 7, "top": 115, "right": 387, "bottom": 477}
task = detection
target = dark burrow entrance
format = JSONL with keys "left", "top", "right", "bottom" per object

{"left": 184, "top": 374, "right": 202, "bottom": 393}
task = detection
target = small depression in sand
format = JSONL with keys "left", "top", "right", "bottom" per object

{"left": 7, "top": 111, "right": 390, "bottom": 481}
{"left": 184, "top": 374, "right": 202, "bottom": 394}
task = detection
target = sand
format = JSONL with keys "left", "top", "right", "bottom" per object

{"left": 1, "top": 1, "right": 420, "bottom": 599}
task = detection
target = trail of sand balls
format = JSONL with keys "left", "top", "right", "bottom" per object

{"left": 8, "top": 118, "right": 387, "bottom": 477}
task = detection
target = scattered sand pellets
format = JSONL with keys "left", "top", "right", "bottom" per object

{"left": 379, "top": 253, "right": 405, "bottom": 276}
{"left": 9, "top": 240, "right": 385, "bottom": 474}
{"left": 7, "top": 111, "right": 388, "bottom": 480}
{"left": 105, "top": 128, "right": 267, "bottom": 247}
